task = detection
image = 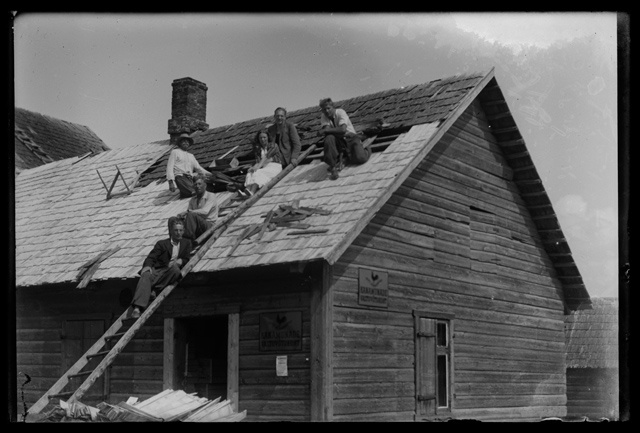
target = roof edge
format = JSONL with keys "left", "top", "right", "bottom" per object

{"left": 324, "top": 68, "right": 496, "bottom": 265}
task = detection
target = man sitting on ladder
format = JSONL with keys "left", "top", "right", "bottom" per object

{"left": 129, "top": 218, "right": 192, "bottom": 318}
{"left": 175, "top": 173, "right": 218, "bottom": 245}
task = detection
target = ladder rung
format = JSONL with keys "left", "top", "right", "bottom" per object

{"left": 104, "top": 332, "right": 125, "bottom": 341}
{"left": 68, "top": 370, "right": 93, "bottom": 379}
{"left": 48, "top": 391, "right": 74, "bottom": 399}
{"left": 86, "top": 350, "right": 110, "bottom": 360}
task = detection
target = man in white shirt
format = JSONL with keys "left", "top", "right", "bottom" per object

{"left": 176, "top": 174, "right": 218, "bottom": 244}
{"left": 317, "top": 98, "right": 371, "bottom": 180}
{"left": 167, "top": 132, "right": 212, "bottom": 198}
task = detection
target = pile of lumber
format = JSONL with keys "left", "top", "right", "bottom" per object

{"left": 36, "top": 389, "right": 245, "bottom": 422}
{"left": 227, "top": 200, "right": 331, "bottom": 256}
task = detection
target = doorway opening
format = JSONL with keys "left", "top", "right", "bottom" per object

{"left": 174, "top": 315, "right": 228, "bottom": 401}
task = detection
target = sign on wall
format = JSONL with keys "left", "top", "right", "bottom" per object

{"left": 358, "top": 268, "right": 389, "bottom": 308}
{"left": 259, "top": 311, "right": 302, "bottom": 352}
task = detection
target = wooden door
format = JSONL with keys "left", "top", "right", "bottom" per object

{"left": 63, "top": 320, "right": 106, "bottom": 404}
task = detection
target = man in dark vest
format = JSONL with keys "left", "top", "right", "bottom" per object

{"left": 267, "top": 107, "right": 301, "bottom": 169}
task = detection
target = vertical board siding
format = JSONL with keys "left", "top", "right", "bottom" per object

{"left": 333, "top": 101, "right": 567, "bottom": 421}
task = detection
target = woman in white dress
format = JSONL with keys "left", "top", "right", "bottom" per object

{"left": 243, "top": 130, "right": 284, "bottom": 196}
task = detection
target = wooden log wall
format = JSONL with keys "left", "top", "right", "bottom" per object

{"left": 162, "top": 275, "right": 314, "bottom": 422}
{"left": 16, "top": 273, "right": 315, "bottom": 422}
{"left": 332, "top": 99, "right": 568, "bottom": 422}
{"left": 566, "top": 368, "right": 619, "bottom": 420}
{"left": 15, "top": 282, "right": 163, "bottom": 412}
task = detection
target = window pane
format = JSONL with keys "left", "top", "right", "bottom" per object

{"left": 436, "top": 322, "right": 447, "bottom": 347}
{"left": 437, "top": 354, "right": 448, "bottom": 408}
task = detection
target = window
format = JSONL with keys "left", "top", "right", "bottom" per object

{"left": 414, "top": 311, "right": 454, "bottom": 418}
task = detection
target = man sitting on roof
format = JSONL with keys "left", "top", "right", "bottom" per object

{"left": 130, "top": 218, "right": 192, "bottom": 319}
{"left": 167, "top": 132, "right": 212, "bottom": 198}
{"left": 175, "top": 174, "right": 218, "bottom": 244}
{"left": 318, "top": 97, "right": 371, "bottom": 180}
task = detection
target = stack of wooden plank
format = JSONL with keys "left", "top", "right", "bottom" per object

{"left": 125, "top": 389, "right": 246, "bottom": 422}
{"left": 39, "top": 389, "right": 246, "bottom": 422}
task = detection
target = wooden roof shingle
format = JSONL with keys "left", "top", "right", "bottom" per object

{"left": 14, "top": 107, "right": 110, "bottom": 173}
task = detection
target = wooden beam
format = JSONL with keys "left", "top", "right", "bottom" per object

{"left": 486, "top": 111, "right": 512, "bottom": 121}
{"left": 255, "top": 208, "right": 276, "bottom": 241}
{"left": 227, "top": 313, "right": 240, "bottom": 412}
{"left": 491, "top": 125, "right": 519, "bottom": 134}
{"left": 310, "top": 261, "right": 333, "bottom": 421}
{"left": 287, "top": 229, "right": 329, "bottom": 236}
{"left": 76, "top": 246, "right": 121, "bottom": 288}
{"left": 515, "top": 179, "right": 542, "bottom": 186}
{"left": 482, "top": 99, "right": 508, "bottom": 106}
{"left": 95, "top": 169, "right": 110, "bottom": 193}
{"left": 530, "top": 213, "right": 558, "bottom": 221}
{"left": 537, "top": 228, "right": 563, "bottom": 233}
{"left": 547, "top": 252, "right": 573, "bottom": 257}
{"left": 520, "top": 190, "right": 548, "bottom": 198}
{"left": 553, "top": 262, "right": 580, "bottom": 268}
{"left": 523, "top": 203, "right": 553, "bottom": 210}
{"left": 115, "top": 165, "right": 131, "bottom": 193}
{"left": 541, "top": 236, "right": 567, "bottom": 244}
{"left": 499, "top": 138, "right": 526, "bottom": 147}
{"left": 163, "top": 318, "right": 176, "bottom": 390}
{"left": 504, "top": 150, "right": 530, "bottom": 159}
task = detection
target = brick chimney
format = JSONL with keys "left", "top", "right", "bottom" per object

{"left": 167, "top": 77, "right": 209, "bottom": 145}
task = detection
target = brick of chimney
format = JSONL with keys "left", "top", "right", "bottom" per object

{"left": 168, "top": 77, "right": 209, "bottom": 145}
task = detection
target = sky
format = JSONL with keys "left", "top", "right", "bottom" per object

{"left": 12, "top": 12, "right": 622, "bottom": 299}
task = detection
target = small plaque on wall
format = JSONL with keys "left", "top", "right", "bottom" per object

{"left": 358, "top": 268, "right": 389, "bottom": 308}
{"left": 259, "top": 311, "right": 302, "bottom": 352}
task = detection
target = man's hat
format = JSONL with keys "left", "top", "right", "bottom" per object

{"left": 178, "top": 132, "right": 194, "bottom": 145}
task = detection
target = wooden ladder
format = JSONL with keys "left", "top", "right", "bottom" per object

{"left": 28, "top": 144, "right": 317, "bottom": 415}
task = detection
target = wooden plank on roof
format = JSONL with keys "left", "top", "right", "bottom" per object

{"left": 76, "top": 246, "right": 121, "bottom": 288}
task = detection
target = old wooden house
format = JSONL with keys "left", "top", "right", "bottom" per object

{"left": 14, "top": 107, "right": 110, "bottom": 175}
{"left": 565, "top": 297, "right": 618, "bottom": 420}
{"left": 15, "top": 68, "right": 591, "bottom": 422}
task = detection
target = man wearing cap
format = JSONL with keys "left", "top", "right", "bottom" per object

{"left": 167, "top": 132, "right": 212, "bottom": 198}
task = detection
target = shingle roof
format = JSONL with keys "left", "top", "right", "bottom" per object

{"left": 15, "top": 142, "right": 174, "bottom": 286}
{"left": 14, "top": 68, "right": 590, "bottom": 310}
{"left": 139, "top": 72, "right": 484, "bottom": 186}
{"left": 14, "top": 107, "right": 110, "bottom": 172}
{"left": 192, "top": 123, "right": 440, "bottom": 272}
{"left": 565, "top": 297, "right": 619, "bottom": 368}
